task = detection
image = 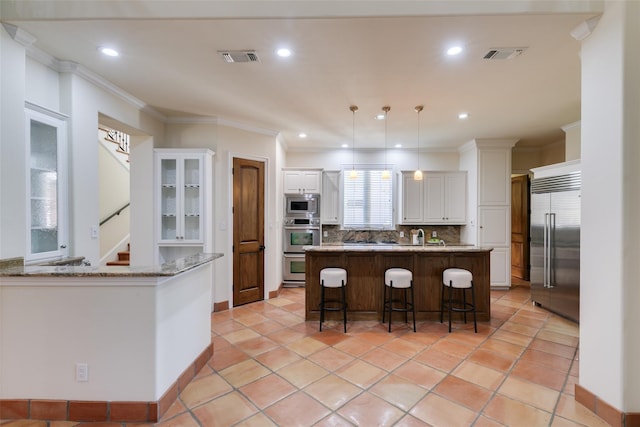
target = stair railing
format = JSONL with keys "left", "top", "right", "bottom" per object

{"left": 100, "top": 202, "right": 130, "bottom": 226}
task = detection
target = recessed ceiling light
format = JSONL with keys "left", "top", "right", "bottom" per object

{"left": 341, "top": 143, "right": 349, "bottom": 148}
{"left": 99, "top": 47, "right": 119, "bottom": 57}
{"left": 447, "top": 46, "right": 463, "bottom": 56}
{"left": 395, "top": 144, "right": 402, "bottom": 148}
{"left": 277, "top": 48, "right": 292, "bottom": 57}
{"left": 458, "top": 112, "right": 469, "bottom": 119}
{"left": 298, "top": 132, "right": 307, "bottom": 138}
{"left": 374, "top": 114, "right": 385, "bottom": 120}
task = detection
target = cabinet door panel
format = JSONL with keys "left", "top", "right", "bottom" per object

{"left": 479, "top": 206, "right": 510, "bottom": 246}
{"left": 424, "top": 174, "right": 444, "bottom": 223}
{"left": 400, "top": 173, "right": 423, "bottom": 223}
{"left": 444, "top": 172, "right": 467, "bottom": 223}
{"left": 321, "top": 171, "right": 341, "bottom": 224}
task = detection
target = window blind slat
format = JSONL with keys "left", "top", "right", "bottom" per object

{"left": 343, "top": 169, "right": 393, "bottom": 229}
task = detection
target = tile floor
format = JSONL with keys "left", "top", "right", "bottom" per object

{"left": 1, "top": 279, "right": 610, "bottom": 427}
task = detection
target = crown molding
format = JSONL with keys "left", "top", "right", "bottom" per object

{"left": 2, "top": 23, "right": 36, "bottom": 46}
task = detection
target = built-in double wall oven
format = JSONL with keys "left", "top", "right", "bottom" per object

{"left": 283, "top": 194, "right": 320, "bottom": 286}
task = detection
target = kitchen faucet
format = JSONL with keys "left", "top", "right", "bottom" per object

{"left": 417, "top": 229, "right": 425, "bottom": 246}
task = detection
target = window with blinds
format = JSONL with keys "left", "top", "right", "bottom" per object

{"left": 342, "top": 168, "right": 394, "bottom": 229}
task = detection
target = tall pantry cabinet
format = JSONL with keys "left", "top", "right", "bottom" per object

{"left": 155, "top": 149, "right": 214, "bottom": 263}
{"left": 460, "top": 140, "right": 517, "bottom": 288}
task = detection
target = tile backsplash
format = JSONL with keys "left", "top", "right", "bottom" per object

{"left": 321, "top": 225, "right": 461, "bottom": 245}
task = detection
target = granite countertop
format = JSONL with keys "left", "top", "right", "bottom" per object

{"left": 304, "top": 244, "right": 492, "bottom": 253}
{"left": 0, "top": 253, "right": 223, "bottom": 277}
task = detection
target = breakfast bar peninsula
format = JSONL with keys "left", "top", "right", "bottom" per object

{"left": 304, "top": 244, "right": 492, "bottom": 322}
{"left": 0, "top": 253, "right": 222, "bottom": 423}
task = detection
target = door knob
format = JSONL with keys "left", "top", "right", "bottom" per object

{"left": 259, "top": 245, "right": 266, "bottom": 251}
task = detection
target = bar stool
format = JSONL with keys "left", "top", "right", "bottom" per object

{"left": 382, "top": 268, "right": 416, "bottom": 332}
{"left": 319, "top": 268, "right": 348, "bottom": 332}
{"left": 440, "top": 268, "right": 477, "bottom": 333}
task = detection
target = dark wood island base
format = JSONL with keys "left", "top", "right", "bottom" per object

{"left": 305, "top": 246, "right": 492, "bottom": 323}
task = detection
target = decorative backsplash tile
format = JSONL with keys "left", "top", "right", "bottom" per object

{"left": 321, "top": 225, "right": 461, "bottom": 245}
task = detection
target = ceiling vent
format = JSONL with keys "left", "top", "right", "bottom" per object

{"left": 218, "top": 50, "right": 259, "bottom": 63}
{"left": 483, "top": 47, "right": 527, "bottom": 60}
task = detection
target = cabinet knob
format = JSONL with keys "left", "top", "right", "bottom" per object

{"left": 60, "top": 244, "right": 67, "bottom": 249}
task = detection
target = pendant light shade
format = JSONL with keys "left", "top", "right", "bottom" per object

{"left": 414, "top": 105, "right": 424, "bottom": 181}
{"left": 349, "top": 105, "right": 358, "bottom": 179}
{"left": 381, "top": 106, "right": 391, "bottom": 179}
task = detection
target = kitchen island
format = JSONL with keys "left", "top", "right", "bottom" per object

{"left": 305, "top": 245, "right": 492, "bottom": 322}
{"left": 0, "top": 253, "right": 222, "bottom": 423}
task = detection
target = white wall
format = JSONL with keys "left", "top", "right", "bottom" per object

{"left": 0, "top": 27, "right": 28, "bottom": 259}
{"left": 164, "top": 120, "right": 283, "bottom": 306}
{"left": 580, "top": 0, "right": 640, "bottom": 412}
{"left": 563, "top": 121, "right": 581, "bottom": 161}
{"left": 285, "top": 148, "right": 460, "bottom": 172}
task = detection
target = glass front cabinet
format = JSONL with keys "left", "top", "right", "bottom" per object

{"left": 25, "top": 105, "right": 68, "bottom": 262}
{"left": 155, "top": 149, "right": 214, "bottom": 262}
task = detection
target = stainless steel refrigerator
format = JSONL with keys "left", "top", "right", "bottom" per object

{"left": 530, "top": 172, "right": 581, "bottom": 323}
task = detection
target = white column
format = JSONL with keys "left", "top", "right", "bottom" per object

{"left": 580, "top": 0, "right": 640, "bottom": 413}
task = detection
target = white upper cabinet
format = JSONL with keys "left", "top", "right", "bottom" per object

{"left": 321, "top": 171, "right": 341, "bottom": 224}
{"left": 283, "top": 169, "right": 321, "bottom": 194}
{"left": 155, "top": 149, "right": 213, "bottom": 250}
{"left": 479, "top": 149, "right": 510, "bottom": 205}
{"left": 25, "top": 105, "right": 69, "bottom": 262}
{"left": 399, "top": 171, "right": 466, "bottom": 225}
{"left": 399, "top": 172, "right": 424, "bottom": 224}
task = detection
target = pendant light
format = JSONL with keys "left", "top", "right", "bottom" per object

{"left": 381, "top": 106, "right": 391, "bottom": 180}
{"left": 349, "top": 105, "right": 358, "bottom": 179}
{"left": 414, "top": 105, "right": 424, "bottom": 181}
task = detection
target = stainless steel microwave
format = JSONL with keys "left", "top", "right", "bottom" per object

{"left": 285, "top": 194, "right": 320, "bottom": 217}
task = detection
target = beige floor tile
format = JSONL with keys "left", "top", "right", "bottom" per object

{"left": 336, "top": 359, "right": 387, "bottom": 389}
{"left": 232, "top": 412, "right": 278, "bottom": 427}
{"left": 473, "top": 415, "right": 508, "bottom": 427}
{"left": 266, "top": 328, "right": 307, "bottom": 345}
{"left": 313, "top": 413, "right": 354, "bottom": 427}
{"left": 433, "top": 375, "right": 493, "bottom": 412}
{"left": 234, "top": 311, "right": 269, "bottom": 327}
{"left": 393, "top": 414, "right": 432, "bottom": 426}
{"left": 254, "top": 346, "right": 302, "bottom": 371}
{"left": 360, "top": 347, "right": 408, "bottom": 371}
{"left": 369, "top": 373, "right": 429, "bottom": 411}
{"left": 338, "top": 392, "right": 405, "bottom": 426}
{"left": 478, "top": 337, "right": 526, "bottom": 358}
{"left": 333, "top": 336, "right": 377, "bottom": 356}
{"left": 191, "top": 392, "right": 258, "bottom": 426}
{"left": 179, "top": 373, "right": 233, "bottom": 409}
{"left": 304, "top": 373, "right": 362, "bottom": 410}
{"left": 452, "top": 361, "right": 505, "bottom": 391}
{"left": 154, "top": 411, "right": 200, "bottom": 427}
{"left": 498, "top": 376, "right": 560, "bottom": 413}
{"left": 393, "top": 360, "right": 446, "bottom": 390}
{"left": 307, "top": 346, "right": 355, "bottom": 372}
{"left": 222, "top": 328, "right": 261, "bottom": 344}
{"left": 483, "top": 394, "right": 552, "bottom": 426}
{"left": 233, "top": 335, "right": 280, "bottom": 357}
{"left": 430, "top": 338, "right": 476, "bottom": 359}
{"left": 410, "top": 393, "right": 478, "bottom": 427}
{"left": 277, "top": 359, "right": 329, "bottom": 388}
{"left": 219, "top": 359, "right": 271, "bottom": 388}
{"left": 238, "top": 373, "right": 297, "bottom": 409}
{"left": 380, "top": 337, "right": 425, "bottom": 358}
{"left": 249, "top": 319, "right": 286, "bottom": 335}
{"left": 553, "top": 394, "right": 611, "bottom": 427}
{"left": 413, "top": 347, "right": 463, "bottom": 373}
{"left": 491, "top": 329, "right": 534, "bottom": 347}
{"left": 467, "top": 348, "right": 517, "bottom": 373}
{"left": 537, "top": 329, "right": 580, "bottom": 347}
{"left": 264, "top": 391, "right": 331, "bottom": 427}
{"left": 500, "top": 320, "right": 540, "bottom": 337}
{"left": 286, "top": 336, "right": 328, "bottom": 357}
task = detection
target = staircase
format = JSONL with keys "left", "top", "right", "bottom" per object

{"left": 106, "top": 244, "right": 130, "bottom": 266}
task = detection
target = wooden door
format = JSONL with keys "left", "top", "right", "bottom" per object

{"left": 233, "top": 158, "right": 265, "bottom": 306}
{"left": 511, "top": 175, "right": 530, "bottom": 280}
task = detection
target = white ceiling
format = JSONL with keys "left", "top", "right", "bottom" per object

{"left": 1, "top": 1, "right": 603, "bottom": 151}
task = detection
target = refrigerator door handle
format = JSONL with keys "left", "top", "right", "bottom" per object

{"left": 543, "top": 213, "right": 549, "bottom": 288}
{"left": 548, "top": 213, "right": 556, "bottom": 288}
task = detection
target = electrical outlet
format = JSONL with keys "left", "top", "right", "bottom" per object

{"left": 399, "top": 231, "right": 404, "bottom": 237}
{"left": 90, "top": 226, "right": 98, "bottom": 239}
{"left": 76, "top": 363, "right": 89, "bottom": 382}
{"left": 323, "top": 231, "right": 328, "bottom": 237}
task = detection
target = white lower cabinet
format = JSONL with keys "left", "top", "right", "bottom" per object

{"left": 479, "top": 204, "right": 511, "bottom": 288}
